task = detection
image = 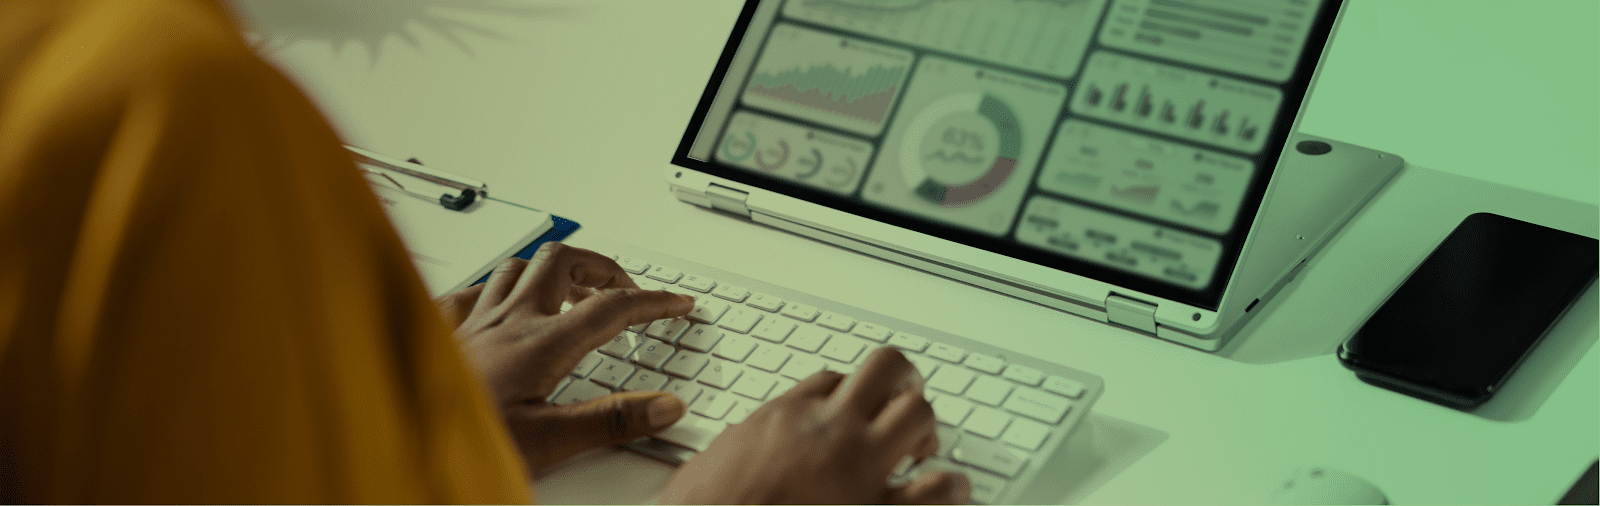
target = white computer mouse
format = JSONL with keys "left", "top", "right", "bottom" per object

{"left": 1268, "top": 466, "right": 1389, "bottom": 505}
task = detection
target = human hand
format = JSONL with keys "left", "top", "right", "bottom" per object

{"left": 434, "top": 242, "right": 695, "bottom": 476}
{"left": 656, "top": 347, "right": 971, "bottom": 504}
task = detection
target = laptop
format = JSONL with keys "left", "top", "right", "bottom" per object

{"left": 661, "top": 0, "right": 1401, "bottom": 352}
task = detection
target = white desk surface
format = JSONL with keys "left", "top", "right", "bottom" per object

{"left": 236, "top": 0, "right": 1599, "bottom": 503}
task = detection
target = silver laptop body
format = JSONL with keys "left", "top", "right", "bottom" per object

{"left": 665, "top": 0, "right": 1401, "bottom": 352}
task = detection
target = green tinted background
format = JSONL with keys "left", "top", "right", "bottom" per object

{"left": 1300, "top": 0, "right": 1599, "bottom": 206}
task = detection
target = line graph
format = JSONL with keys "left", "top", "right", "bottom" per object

{"left": 742, "top": 23, "right": 912, "bottom": 136}
{"left": 784, "top": 0, "right": 1106, "bottom": 78}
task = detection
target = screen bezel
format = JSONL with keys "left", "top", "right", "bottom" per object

{"left": 671, "top": 0, "right": 1345, "bottom": 310}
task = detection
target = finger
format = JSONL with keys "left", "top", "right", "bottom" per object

{"left": 552, "top": 289, "right": 694, "bottom": 358}
{"left": 515, "top": 243, "right": 639, "bottom": 315}
{"left": 785, "top": 370, "right": 847, "bottom": 399}
{"left": 869, "top": 388, "right": 938, "bottom": 470}
{"left": 522, "top": 391, "right": 687, "bottom": 468}
{"left": 832, "top": 347, "right": 922, "bottom": 417}
{"left": 477, "top": 257, "right": 529, "bottom": 311}
{"left": 887, "top": 470, "right": 970, "bottom": 505}
{"left": 434, "top": 283, "right": 485, "bottom": 330}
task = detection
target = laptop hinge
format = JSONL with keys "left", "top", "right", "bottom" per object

{"left": 705, "top": 183, "right": 751, "bottom": 218}
{"left": 1105, "top": 294, "right": 1158, "bottom": 334}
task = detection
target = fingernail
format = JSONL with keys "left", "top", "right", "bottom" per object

{"left": 647, "top": 395, "right": 686, "bottom": 429}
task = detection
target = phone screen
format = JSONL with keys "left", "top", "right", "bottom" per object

{"left": 1339, "top": 213, "right": 1597, "bottom": 408}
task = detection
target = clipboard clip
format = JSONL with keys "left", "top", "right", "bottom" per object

{"left": 346, "top": 145, "right": 489, "bottom": 211}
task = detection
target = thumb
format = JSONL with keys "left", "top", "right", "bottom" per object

{"left": 558, "top": 391, "right": 687, "bottom": 446}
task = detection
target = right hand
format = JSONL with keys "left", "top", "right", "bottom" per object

{"left": 656, "top": 347, "right": 971, "bottom": 504}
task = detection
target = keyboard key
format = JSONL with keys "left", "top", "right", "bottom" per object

{"left": 711, "top": 283, "right": 749, "bottom": 302}
{"left": 688, "top": 298, "right": 731, "bottom": 324}
{"left": 931, "top": 394, "right": 973, "bottom": 426}
{"left": 690, "top": 390, "right": 737, "bottom": 420}
{"left": 785, "top": 326, "right": 831, "bottom": 353}
{"left": 1043, "top": 375, "right": 1086, "bottom": 398}
{"left": 904, "top": 353, "right": 940, "bottom": 379}
{"left": 724, "top": 403, "right": 755, "bottom": 424}
{"left": 614, "top": 257, "right": 649, "bottom": 274}
{"left": 852, "top": 322, "right": 893, "bottom": 342}
{"left": 964, "top": 353, "right": 1005, "bottom": 374}
{"left": 817, "top": 312, "right": 856, "bottom": 332}
{"left": 1002, "top": 364, "right": 1045, "bottom": 386}
{"left": 819, "top": 336, "right": 866, "bottom": 364}
{"left": 679, "top": 324, "right": 724, "bottom": 352}
{"left": 646, "top": 319, "right": 692, "bottom": 342}
{"left": 770, "top": 378, "right": 798, "bottom": 398}
{"left": 696, "top": 359, "right": 743, "bottom": 389}
{"left": 663, "top": 350, "right": 710, "bottom": 379}
{"left": 935, "top": 424, "right": 963, "bottom": 458}
{"left": 888, "top": 332, "right": 929, "bottom": 353}
{"left": 633, "top": 277, "right": 667, "bottom": 292}
{"left": 909, "top": 458, "right": 1007, "bottom": 504}
{"left": 678, "top": 275, "right": 716, "bottom": 293}
{"left": 730, "top": 371, "right": 777, "bottom": 400}
{"left": 747, "top": 292, "right": 785, "bottom": 312}
{"left": 927, "top": 343, "right": 966, "bottom": 363}
{"left": 928, "top": 366, "right": 975, "bottom": 396}
{"left": 1000, "top": 418, "right": 1050, "bottom": 452}
{"left": 598, "top": 332, "right": 642, "bottom": 359}
{"left": 751, "top": 318, "right": 796, "bottom": 343}
{"left": 627, "top": 321, "right": 649, "bottom": 334}
{"left": 780, "top": 302, "right": 819, "bottom": 322}
{"left": 552, "top": 380, "right": 611, "bottom": 405}
{"left": 779, "top": 354, "right": 825, "bottom": 380}
{"left": 746, "top": 343, "right": 792, "bottom": 372}
{"left": 1004, "top": 388, "right": 1073, "bottom": 424}
{"left": 662, "top": 378, "right": 705, "bottom": 406}
{"left": 571, "top": 352, "right": 603, "bottom": 378}
{"left": 629, "top": 339, "right": 676, "bottom": 369}
{"left": 951, "top": 435, "right": 1029, "bottom": 478}
{"left": 962, "top": 406, "right": 1012, "bottom": 439}
{"left": 645, "top": 265, "right": 683, "bottom": 283}
{"left": 656, "top": 414, "right": 725, "bottom": 452}
{"left": 621, "top": 369, "right": 670, "bottom": 392}
{"left": 965, "top": 375, "right": 1013, "bottom": 407}
{"left": 712, "top": 335, "right": 758, "bottom": 362}
{"left": 590, "top": 357, "right": 636, "bottom": 389}
{"left": 717, "top": 307, "right": 763, "bottom": 334}
{"left": 548, "top": 377, "right": 571, "bottom": 403}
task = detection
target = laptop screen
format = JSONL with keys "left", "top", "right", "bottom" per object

{"left": 675, "top": 0, "right": 1342, "bottom": 310}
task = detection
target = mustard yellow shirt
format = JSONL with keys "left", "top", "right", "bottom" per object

{"left": 1, "top": 0, "right": 530, "bottom": 502}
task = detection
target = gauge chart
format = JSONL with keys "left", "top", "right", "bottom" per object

{"left": 743, "top": 23, "right": 913, "bottom": 136}
{"left": 864, "top": 56, "right": 1063, "bottom": 235}
{"left": 716, "top": 110, "right": 874, "bottom": 196}
{"left": 783, "top": 0, "right": 1107, "bottom": 79}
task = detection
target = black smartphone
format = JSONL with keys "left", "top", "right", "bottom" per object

{"left": 1337, "top": 212, "right": 1598, "bottom": 410}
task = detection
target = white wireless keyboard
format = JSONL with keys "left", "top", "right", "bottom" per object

{"left": 549, "top": 240, "right": 1103, "bottom": 504}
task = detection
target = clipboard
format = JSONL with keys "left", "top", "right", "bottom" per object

{"left": 350, "top": 146, "right": 581, "bottom": 297}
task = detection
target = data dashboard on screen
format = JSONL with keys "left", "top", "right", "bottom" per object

{"left": 684, "top": 0, "right": 1334, "bottom": 308}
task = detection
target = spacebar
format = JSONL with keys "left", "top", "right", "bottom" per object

{"left": 654, "top": 414, "right": 727, "bottom": 452}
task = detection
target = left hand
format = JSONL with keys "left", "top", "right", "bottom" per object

{"left": 435, "top": 242, "right": 696, "bottom": 476}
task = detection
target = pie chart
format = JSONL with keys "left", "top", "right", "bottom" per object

{"left": 900, "top": 92, "right": 1022, "bottom": 207}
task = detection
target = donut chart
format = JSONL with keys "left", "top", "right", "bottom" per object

{"left": 900, "top": 93, "right": 1023, "bottom": 207}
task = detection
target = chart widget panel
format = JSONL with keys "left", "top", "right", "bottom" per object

{"left": 864, "top": 57, "right": 1065, "bottom": 235}
{"left": 782, "top": 0, "right": 1107, "bottom": 79}
{"left": 1038, "top": 120, "right": 1253, "bottom": 234}
{"left": 716, "top": 110, "right": 873, "bottom": 196}
{"left": 1016, "top": 195, "right": 1222, "bottom": 288}
{"left": 1097, "top": 0, "right": 1326, "bottom": 82}
{"left": 1072, "top": 52, "right": 1281, "bottom": 154}
{"left": 742, "top": 23, "right": 913, "bottom": 137}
